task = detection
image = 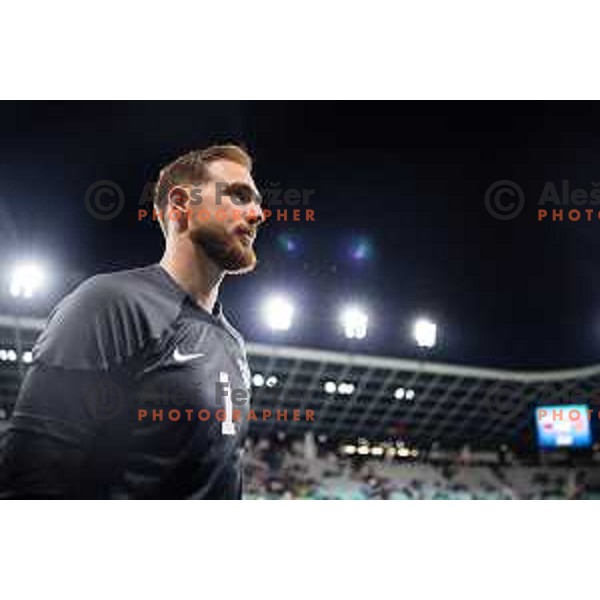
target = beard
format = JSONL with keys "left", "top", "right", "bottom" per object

{"left": 190, "top": 224, "right": 257, "bottom": 274}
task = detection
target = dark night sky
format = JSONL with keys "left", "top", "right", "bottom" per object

{"left": 1, "top": 101, "right": 599, "bottom": 369}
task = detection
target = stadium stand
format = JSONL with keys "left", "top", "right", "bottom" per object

{"left": 241, "top": 434, "right": 600, "bottom": 499}
{"left": 1, "top": 314, "right": 600, "bottom": 499}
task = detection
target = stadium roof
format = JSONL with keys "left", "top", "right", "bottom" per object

{"left": 246, "top": 343, "right": 600, "bottom": 449}
{"left": 1, "top": 314, "right": 599, "bottom": 450}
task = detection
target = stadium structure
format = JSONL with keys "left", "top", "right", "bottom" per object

{"left": 1, "top": 313, "right": 599, "bottom": 499}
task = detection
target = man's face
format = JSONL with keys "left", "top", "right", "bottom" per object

{"left": 181, "top": 159, "right": 264, "bottom": 274}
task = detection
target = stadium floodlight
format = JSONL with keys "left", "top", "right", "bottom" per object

{"left": 252, "top": 373, "right": 265, "bottom": 387}
{"left": 397, "top": 447, "right": 410, "bottom": 458}
{"left": 22, "top": 351, "right": 33, "bottom": 364}
{"left": 262, "top": 295, "right": 295, "bottom": 331}
{"left": 323, "top": 381, "right": 337, "bottom": 394}
{"left": 9, "top": 262, "right": 47, "bottom": 299}
{"left": 340, "top": 305, "right": 369, "bottom": 340}
{"left": 394, "top": 387, "right": 405, "bottom": 400}
{"left": 405, "top": 388, "right": 415, "bottom": 401}
{"left": 265, "top": 375, "right": 278, "bottom": 388}
{"left": 337, "top": 382, "right": 355, "bottom": 395}
{"left": 413, "top": 318, "right": 437, "bottom": 349}
{"left": 357, "top": 445, "right": 370, "bottom": 455}
{"left": 370, "top": 446, "right": 384, "bottom": 456}
{"left": 342, "top": 445, "right": 356, "bottom": 455}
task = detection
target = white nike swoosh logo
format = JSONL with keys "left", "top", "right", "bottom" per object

{"left": 173, "top": 348, "right": 205, "bottom": 362}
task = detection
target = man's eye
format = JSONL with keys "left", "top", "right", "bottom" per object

{"left": 230, "top": 187, "right": 254, "bottom": 204}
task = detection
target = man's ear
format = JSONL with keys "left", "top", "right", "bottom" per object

{"left": 168, "top": 186, "right": 189, "bottom": 212}
{"left": 166, "top": 186, "right": 191, "bottom": 230}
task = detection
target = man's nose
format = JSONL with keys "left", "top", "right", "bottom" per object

{"left": 245, "top": 202, "right": 264, "bottom": 226}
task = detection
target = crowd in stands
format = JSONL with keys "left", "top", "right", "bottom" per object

{"left": 242, "top": 433, "right": 600, "bottom": 500}
{"left": 1, "top": 415, "right": 597, "bottom": 499}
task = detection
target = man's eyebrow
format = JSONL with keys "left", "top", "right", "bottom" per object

{"left": 224, "top": 181, "right": 263, "bottom": 204}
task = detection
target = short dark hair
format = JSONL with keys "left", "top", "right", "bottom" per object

{"left": 153, "top": 144, "right": 253, "bottom": 215}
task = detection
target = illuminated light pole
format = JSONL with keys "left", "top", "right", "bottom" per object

{"left": 8, "top": 262, "right": 47, "bottom": 377}
{"left": 340, "top": 305, "right": 369, "bottom": 340}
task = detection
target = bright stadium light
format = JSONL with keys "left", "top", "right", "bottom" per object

{"left": 405, "top": 388, "right": 415, "bottom": 401}
{"left": 413, "top": 318, "right": 437, "bottom": 349}
{"left": 394, "top": 387, "right": 405, "bottom": 400}
{"left": 324, "top": 381, "right": 337, "bottom": 394}
{"left": 337, "top": 382, "right": 355, "bottom": 395}
{"left": 9, "top": 262, "right": 47, "bottom": 299}
{"left": 265, "top": 375, "right": 278, "bottom": 388}
{"left": 263, "top": 295, "right": 295, "bottom": 331}
{"left": 340, "top": 305, "right": 369, "bottom": 340}
{"left": 252, "top": 373, "right": 265, "bottom": 387}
